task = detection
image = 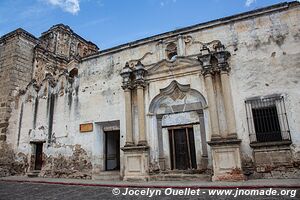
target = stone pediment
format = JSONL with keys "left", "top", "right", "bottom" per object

{"left": 146, "top": 56, "right": 200, "bottom": 75}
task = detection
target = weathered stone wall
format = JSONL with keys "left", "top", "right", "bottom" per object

{"left": 0, "top": 143, "right": 28, "bottom": 177}
{"left": 40, "top": 144, "right": 92, "bottom": 179}
{"left": 4, "top": 2, "right": 300, "bottom": 179}
{"left": 0, "top": 30, "right": 36, "bottom": 140}
{"left": 6, "top": 72, "right": 95, "bottom": 178}
{"left": 1, "top": 25, "right": 98, "bottom": 178}
{"left": 0, "top": 29, "right": 37, "bottom": 176}
{"left": 78, "top": 2, "right": 300, "bottom": 178}
{"left": 33, "top": 24, "right": 99, "bottom": 84}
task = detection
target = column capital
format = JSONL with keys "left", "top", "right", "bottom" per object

{"left": 203, "top": 72, "right": 213, "bottom": 79}
{"left": 134, "top": 81, "right": 147, "bottom": 89}
{"left": 219, "top": 62, "right": 231, "bottom": 73}
{"left": 133, "top": 61, "right": 147, "bottom": 88}
{"left": 198, "top": 45, "right": 223, "bottom": 76}
{"left": 121, "top": 85, "right": 133, "bottom": 91}
{"left": 213, "top": 43, "right": 231, "bottom": 73}
{"left": 198, "top": 53, "right": 212, "bottom": 67}
{"left": 198, "top": 52, "right": 214, "bottom": 76}
{"left": 201, "top": 65, "right": 215, "bottom": 76}
{"left": 120, "top": 62, "right": 133, "bottom": 90}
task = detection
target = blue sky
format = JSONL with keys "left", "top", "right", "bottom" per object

{"left": 0, "top": 0, "right": 295, "bottom": 49}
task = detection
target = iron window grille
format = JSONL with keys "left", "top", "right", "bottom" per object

{"left": 245, "top": 95, "right": 291, "bottom": 143}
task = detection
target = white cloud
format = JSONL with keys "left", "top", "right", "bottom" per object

{"left": 46, "top": 0, "right": 80, "bottom": 14}
{"left": 160, "top": 0, "right": 177, "bottom": 7}
{"left": 245, "top": 0, "right": 256, "bottom": 7}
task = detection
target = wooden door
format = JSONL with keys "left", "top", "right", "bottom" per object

{"left": 169, "top": 127, "right": 197, "bottom": 170}
{"left": 35, "top": 143, "right": 43, "bottom": 170}
{"left": 105, "top": 131, "right": 120, "bottom": 171}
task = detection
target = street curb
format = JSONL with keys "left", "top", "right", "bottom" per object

{"left": 1, "top": 179, "right": 300, "bottom": 189}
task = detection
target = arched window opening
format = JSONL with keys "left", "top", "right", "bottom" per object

{"left": 69, "top": 68, "right": 78, "bottom": 78}
{"left": 166, "top": 43, "right": 178, "bottom": 61}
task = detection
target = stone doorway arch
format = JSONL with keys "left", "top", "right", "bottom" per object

{"left": 148, "top": 80, "right": 208, "bottom": 171}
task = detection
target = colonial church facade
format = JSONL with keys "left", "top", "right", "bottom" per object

{"left": 0, "top": 2, "right": 299, "bottom": 181}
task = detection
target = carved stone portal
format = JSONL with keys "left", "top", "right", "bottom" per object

{"left": 149, "top": 81, "right": 208, "bottom": 172}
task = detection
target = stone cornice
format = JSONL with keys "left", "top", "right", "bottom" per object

{"left": 207, "top": 139, "right": 242, "bottom": 146}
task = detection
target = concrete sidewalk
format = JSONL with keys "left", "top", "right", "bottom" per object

{"left": 1, "top": 176, "right": 300, "bottom": 189}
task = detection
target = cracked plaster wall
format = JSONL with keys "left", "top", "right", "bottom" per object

{"left": 4, "top": 4, "right": 300, "bottom": 178}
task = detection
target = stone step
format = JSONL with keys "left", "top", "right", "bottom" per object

{"left": 93, "top": 171, "right": 121, "bottom": 181}
{"left": 27, "top": 170, "right": 40, "bottom": 178}
{"left": 150, "top": 173, "right": 211, "bottom": 181}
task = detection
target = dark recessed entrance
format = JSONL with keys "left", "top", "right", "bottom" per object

{"left": 169, "top": 127, "right": 197, "bottom": 170}
{"left": 34, "top": 143, "right": 43, "bottom": 170}
{"left": 105, "top": 130, "right": 120, "bottom": 171}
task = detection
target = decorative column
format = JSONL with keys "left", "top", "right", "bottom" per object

{"left": 156, "top": 114, "right": 165, "bottom": 170}
{"left": 121, "top": 61, "right": 149, "bottom": 181}
{"left": 120, "top": 63, "right": 134, "bottom": 146}
{"left": 177, "top": 35, "right": 185, "bottom": 56}
{"left": 133, "top": 61, "right": 147, "bottom": 146}
{"left": 199, "top": 42, "right": 244, "bottom": 182}
{"left": 197, "top": 110, "right": 208, "bottom": 170}
{"left": 198, "top": 46, "right": 221, "bottom": 140}
{"left": 214, "top": 43, "right": 237, "bottom": 138}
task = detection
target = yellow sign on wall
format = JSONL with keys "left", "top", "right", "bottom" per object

{"left": 79, "top": 123, "right": 93, "bottom": 132}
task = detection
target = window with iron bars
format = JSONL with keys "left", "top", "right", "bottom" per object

{"left": 245, "top": 95, "right": 291, "bottom": 143}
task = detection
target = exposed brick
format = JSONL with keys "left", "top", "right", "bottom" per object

{"left": 0, "top": 134, "right": 6, "bottom": 141}
{"left": 0, "top": 123, "right": 8, "bottom": 128}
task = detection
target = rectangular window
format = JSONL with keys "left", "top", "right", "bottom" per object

{"left": 245, "top": 95, "right": 290, "bottom": 143}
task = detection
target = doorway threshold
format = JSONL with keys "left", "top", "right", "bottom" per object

{"left": 93, "top": 171, "right": 120, "bottom": 181}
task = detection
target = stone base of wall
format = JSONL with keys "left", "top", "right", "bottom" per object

{"left": 149, "top": 169, "right": 211, "bottom": 181}
{"left": 0, "top": 143, "right": 28, "bottom": 177}
{"left": 247, "top": 142, "right": 300, "bottom": 179}
{"left": 248, "top": 167, "right": 300, "bottom": 179}
{"left": 39, "top": 145, "right": 92, "bottom": 179}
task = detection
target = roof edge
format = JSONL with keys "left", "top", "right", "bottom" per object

{"left": 82, "top": 1, "right": 299, "bottom": 61}
{"left": 0, "top": 28, "right": 38, "bottom": 44}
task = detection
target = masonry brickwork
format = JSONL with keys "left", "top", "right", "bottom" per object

{"left": 0, "top": 25, "right": 98, "bottom": 177}
{"left": 0, "top": 29, "right": 38, "bottom": 142}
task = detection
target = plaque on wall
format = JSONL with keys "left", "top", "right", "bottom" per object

{"left": 80, "top": 123, "right": 93, "bottom": 132}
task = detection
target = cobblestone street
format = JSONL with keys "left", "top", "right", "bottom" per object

{"left": 0, "top": 181, "right": 299, "bottom": 200}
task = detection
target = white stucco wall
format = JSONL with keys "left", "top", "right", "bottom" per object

{"left": 6, "top": 3, "right": 300, "bottom": 177}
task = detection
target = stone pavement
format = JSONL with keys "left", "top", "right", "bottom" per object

{"left": 1, "top": 176, "right": 300, "bottom": 188}
{"left": 0, "top": 177, "right": 300, "bottom": 200}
